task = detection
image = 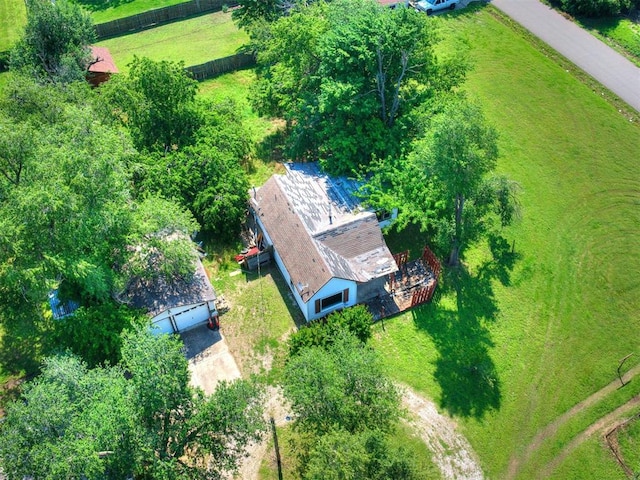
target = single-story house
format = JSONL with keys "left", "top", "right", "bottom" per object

{"left": 121, "top": 257, "right": 218, "bottom": 335}
{"left": 87, "top": 46, "right": 119, "bottom": 87}
{"left": 250, "top": 163, "right": 398, "bottom": 322}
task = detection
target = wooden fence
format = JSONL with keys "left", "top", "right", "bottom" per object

{"left": 185, "top": 53, "right": 255, "bottom": 81}
{"left": 94, "top": 0, "right": 239, "bottom": 39}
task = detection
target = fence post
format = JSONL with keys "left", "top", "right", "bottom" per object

{"left": 270, "top": 417, "right": 283, "bottom": 480}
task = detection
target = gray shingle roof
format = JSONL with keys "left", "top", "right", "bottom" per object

{"left": 121, "top": 258, "right": 216, "bottom": 317}
{"left": 251, "top": 163, "right": 397, "bottom": 300}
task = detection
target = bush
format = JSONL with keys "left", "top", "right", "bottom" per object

{"left": 558, "top": 0, "right": 631, "bottom": 16}
{"left": 49, "top": 302, "right": 145, "bottom": 367}
{"left": 0, "top": 50, "right": 10, "bottom": 72}
{"left": 288, "top": 305, "right": 373, "bottom": 356}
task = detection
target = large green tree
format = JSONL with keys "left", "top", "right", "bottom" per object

{"left": 367, "top": 98, "right": 520, "bottom": 266}
{"left": 10, "top": 0, "right": 95, "bottom": 83}
{"left": 102, "top": 58, "right": 252, "bottom": 239}
{"left": 0, "top": 329, "right": 266, "bottom": 480}
{"left": 283, "top": 329, "right": 422, "bottom": 479}
{"left": 252, "top": 0, "right": 466, "bottom": 174}
{"left": 0, "top": 78, "right": 202, "bottom": 371}
{"left": 284, "top": 332, "right": 399, "bottom": 436}
{"left": 100, "top": 57, "right": 202, "bottom": 152}
{"left": 0, "top": 355, "right": 139, "bottom": 479}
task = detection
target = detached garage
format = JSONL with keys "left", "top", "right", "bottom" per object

{"left": 121, "top": 258, "right": 218, "bottom": 334}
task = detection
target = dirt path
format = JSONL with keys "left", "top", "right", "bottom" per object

{"left": 505, "top": 363, "right": 640, "bottom": 480}
{"left": 401, "top": 387, "right": 484, "bottom": 480}
{"left": 234, "top": 386, "right": 291, "bottom": 480}
{"left": 235, "top": 385, "right": 484, "bottom": 480}
{"left": 539, "top": 395, "right": 640, "bottom": 478}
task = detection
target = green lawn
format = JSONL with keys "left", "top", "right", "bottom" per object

{"left": 96, "top": 11, "right": 248, "bottom": 73}
{"left": 371, "top": 5, "right": 640, "bottom": 480}
{"left": 72, "top": 0, "right": 186, "bottom": 24}
{"left": 578, "top": 16, "right": 640, "bottom": 65}
{"left": 617, "top": 417, "right": 640, "bottom": 476}
{"left": 0, "top": 0, "right": 26, "bottom": 52}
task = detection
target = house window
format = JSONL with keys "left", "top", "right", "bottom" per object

{"left": 315, "top": 288, "right": 350, "bottom": 314}
{"left": 376, "top": 209, "right": 391, "bottom": 222}
{"left": 321, "top": 292, "right": 343, "bottom": 310}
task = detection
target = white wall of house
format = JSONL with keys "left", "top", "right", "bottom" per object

{"left": 151, "top": 300, "right": 217, "bottom": 334}
{"left": 306, "top": 277, "right": 357, "bottom": 321}
{"left": 377, "top": 207, "right": 399, "bottom": 229}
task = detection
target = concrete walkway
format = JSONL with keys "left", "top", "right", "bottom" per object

{"left": 491, "top": 0, "right": 640, "bottom": 112}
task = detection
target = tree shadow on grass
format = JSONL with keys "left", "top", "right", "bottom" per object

{"left": 74, "top": 0, "right": 135, "bottom": 13}
{"left": 411, "top": 234, "right": 520, "bottom": 419}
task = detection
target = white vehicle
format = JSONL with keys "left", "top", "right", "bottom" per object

{"left": 415, "top": 0, "right": 456, "bottom": 15}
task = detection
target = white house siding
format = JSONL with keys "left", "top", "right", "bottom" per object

{"left": 307, "top": 277, "right": 356, "bottom": 321}
{"left": 255, "top": 212, "right": 359, "bottom": 322}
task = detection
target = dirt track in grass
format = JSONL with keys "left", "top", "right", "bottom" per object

{"left": 505, "top": 363, "right": 640, "bottom": 480}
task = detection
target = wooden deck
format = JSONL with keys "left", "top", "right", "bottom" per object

{"left": 364, "top": 256, "right": 438, "bottom": 321}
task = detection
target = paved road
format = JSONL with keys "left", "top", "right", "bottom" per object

{"left": 491, "top": 0, "right": 640, "bottom": 113}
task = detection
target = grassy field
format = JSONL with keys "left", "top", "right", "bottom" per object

{"left": 73, "top": 0, "right": 186, "bottom": 24}
{"left": 0, "top": 0, "right": 26, "bottom": 52}
{"left": 370, "top": 4, "right": 640, "bottom": 480}
{"left": 96, "top": 11, "right": 248, "bottom": 73}
{"left": 579, "top": 16, "right": 640, "bottom": 65}
{"left": 617, "top": 417, "right": 640, "bottom": 475}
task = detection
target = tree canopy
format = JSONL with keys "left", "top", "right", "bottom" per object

{"left": 0, "top": 329, "right": 266, "bottom": 479}
{"left": 0, "top": 77, "right": 205, "bottom": 372}
{"left": 100, "top": 57, "right": 202, "bottom": 153}
{"left": 367, "top": 97, "right": 520, "bottom": 265}
{"left": 284, "top": 331, "right": 400, "bottom": 436}
{"left": 251, "top": 0, "right": 466, "bottom": 174}
{"left": 101, "top": 58, "right": 252, "bottom": 240}
{"left": 10, "top": 0, "right": 95, "bottom": 83}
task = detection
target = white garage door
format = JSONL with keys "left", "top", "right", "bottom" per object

{"left": 173, "top": 303, "right": 211, "bottom": 332}
{"left": 151, "top": 317, "right": 175, "bottom": 335}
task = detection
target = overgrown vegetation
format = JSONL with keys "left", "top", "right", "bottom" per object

{"left": 0, "top": 329, "right": 266, "bottom": 479}
{"left": 549, "top": 0, "right": 638, "bottom": 17}
{"left": 248, "top": 0, "right": 467, "bottom": 174}
{"left": 10, "top": 0, "right": 95, "bottom": 83}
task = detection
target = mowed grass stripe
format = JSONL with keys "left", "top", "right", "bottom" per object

{"left": 79, "top": 0, "right": 187, "bottom": 24}
{"left": 373, "top": 5, "right": 640, "bottom": 479}
{"left": 96, "top": 11, "right": 248, "bottom": 73}
{"left": 0, "top": 0, "right": 26, "bottom": 52}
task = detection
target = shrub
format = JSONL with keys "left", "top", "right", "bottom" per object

{"left": 288, "top": 305, "right": 373, "bottom": 356}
